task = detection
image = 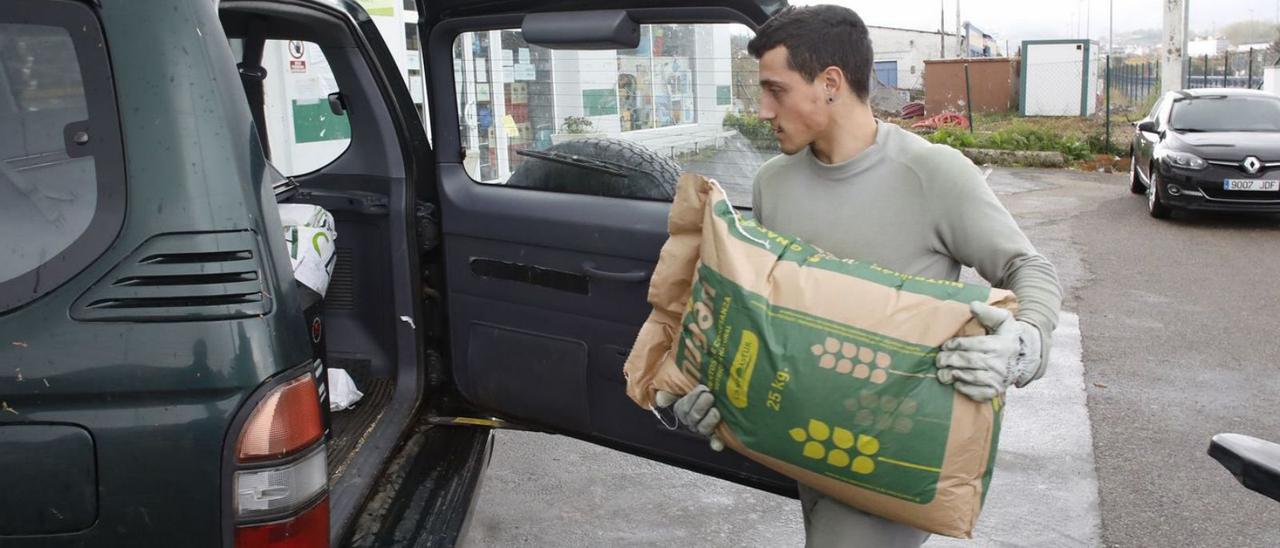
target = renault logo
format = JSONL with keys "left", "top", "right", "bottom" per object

{"left": 1242, "top": 156, "right": 1263, "bottom": 175}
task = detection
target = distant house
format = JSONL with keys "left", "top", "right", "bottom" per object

{"left": 867, "top": 25, "right": 962, "bottom": 90}
{"left": 1188, "top": 38, "right": 1228, "bottom": 57}
{"left": 1235, "top": 42, "right": 1271, "bottom": 53}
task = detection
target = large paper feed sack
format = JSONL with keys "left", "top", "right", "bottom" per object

{"left": 623, "top": 173, "right": 1016, "bottom": 538}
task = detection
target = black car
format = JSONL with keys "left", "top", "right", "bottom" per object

{"left": 1130, "top": 88, "right": 1280, "bottom": 219}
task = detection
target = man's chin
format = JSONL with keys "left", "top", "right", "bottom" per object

{"left": 779, "top": 142, "right": 804, "bottom": 155}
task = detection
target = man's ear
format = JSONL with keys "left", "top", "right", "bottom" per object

{"left": 820, "top": 66, "right": 845, "bottom": 97}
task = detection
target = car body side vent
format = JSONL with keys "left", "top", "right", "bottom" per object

{"left": 72, "top": 231, "right": 272, "bottom": 322}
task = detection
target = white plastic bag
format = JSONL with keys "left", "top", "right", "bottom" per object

{"left": 327, "top": 368, "right": 364, "bottom": 412}
{"left": 278, "top": 203, "right": 337, "bottom": 297}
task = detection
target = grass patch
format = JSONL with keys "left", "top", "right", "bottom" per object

{"left": 925, "top": 125, "right": 1093, "bottom": 161}
{"left": 890, "top": 107, "right": 1149, "bottom": 164}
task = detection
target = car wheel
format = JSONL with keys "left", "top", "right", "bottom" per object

{"left": 504, "top": 137, "right": 681, "bottom": 200}
{"left": 1148, "top": 168, "right": 1172, "bottom": 219}
{"left": 1129, "top": 153, "right": 1146, "bottom": 194}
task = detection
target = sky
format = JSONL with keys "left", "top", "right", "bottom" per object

{"left": 795, "top": 0, "right": 1278, "bottom": 48}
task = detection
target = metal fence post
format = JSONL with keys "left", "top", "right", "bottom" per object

{"left": 1121, "top": 62, "right": 1131, "bottom": 99}
{"left": 1224, "top": 50, "right": 1230, "bottom": 87}
{"left": 1204, "top": 54, "right": 1209, "bottom": 87}
{"left": 963, "top": 63, "right": 974, "bottom": 134}
{"left": 1146, "top": 62, "right": 1157, "bottom": 98}
{"left": 1121, "top": 63, "right": 1127, "bottom": 100}
{"left": 1248, "top": 48, "right": 1254, "bottom": 89}
{"left": 1105, "top": 55, "right": 1112, "bottom": 154}
{"left": 1152, "top": 61, "right": 1162, "bottom": 96}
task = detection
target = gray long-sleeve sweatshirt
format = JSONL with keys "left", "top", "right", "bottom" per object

{"left": 750, "top": 121, "right": 1062, "bottom": 383}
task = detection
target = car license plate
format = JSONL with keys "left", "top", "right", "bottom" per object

{"left": 1224, "top": 179, "right": 1280, "bottom": 191}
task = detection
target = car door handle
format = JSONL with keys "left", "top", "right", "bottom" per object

{"left": 581, "top": 262, "right": 650, "bottom": 283}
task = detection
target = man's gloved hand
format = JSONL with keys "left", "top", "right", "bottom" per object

{"left": 656, "top": 385, "right": 725, "bottom": 451}
{"left": 936, "top": 301, "right": 1042, "bottom": 402}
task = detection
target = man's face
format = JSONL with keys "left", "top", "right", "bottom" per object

{"left": 757, "top": 46, "right": 831, "bottom": 155}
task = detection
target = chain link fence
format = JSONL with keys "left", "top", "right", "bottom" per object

{"left": 1101, "top": 48, "right": 1280, "bottom": 158}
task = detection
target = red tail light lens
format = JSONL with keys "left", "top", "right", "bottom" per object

{"left": 234, "top": 496, "right": 329, "bottom": 548}
{"left": 237, "top": 374, "right": 324, "bottom": 462}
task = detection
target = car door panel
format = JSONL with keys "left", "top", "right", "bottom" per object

{"left": 425, "top": 6, "right": 796, "bottom": 496}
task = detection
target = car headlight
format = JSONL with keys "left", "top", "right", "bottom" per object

{"left": 1160, "top": 150, "right": 1207, "bottom": 170}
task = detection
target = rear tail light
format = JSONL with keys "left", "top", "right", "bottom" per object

{"left": 234, "top": 496, "right": 329, "bottom": 548}
{"left": 235, "top": 447, "right": 327, "bottom": 518}
{"left": 233, "top": 370, "right": 329, "bottom": 547}
{"left": 237, "top": 374, "right": 325, "bottom": 462}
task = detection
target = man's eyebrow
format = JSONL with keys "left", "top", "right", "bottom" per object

{"left": 759, "top": 78, "right": 785, "bottom": 87}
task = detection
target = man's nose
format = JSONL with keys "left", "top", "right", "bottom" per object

{"left": 758, "top": 101, "right": 776, "bottom": 121}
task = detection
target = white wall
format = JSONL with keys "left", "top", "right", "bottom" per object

{"left": 1024, "top": 42, "right": 1086, "bottom": 116}
{"left": 551, "top": 50, "right": 623, "bottom": 135}
{"left": 693, "top": 25, "right": 734, "bottom": 128}
{"left": 261, "top": 41, "right": 352, "bottom": 176}
{"left": 1188, "top": 38, "right": 1227, "bottom": 57}
{"left": 1264, "top": 66, "right": 1280, "bottom": 95}
{"left": 868, "top": 26, "right": 959, "bottom": 90}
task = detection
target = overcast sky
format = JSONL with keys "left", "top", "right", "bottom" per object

{"left": 795, "top": 0, "right": 1278, "bottom": 47}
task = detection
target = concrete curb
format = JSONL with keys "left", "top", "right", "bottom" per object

{"left": 961, "top": 147, "right": 1068, "bottom": 168}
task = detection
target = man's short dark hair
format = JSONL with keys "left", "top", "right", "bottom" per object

{"left": 747, "top": 5, "right": 874, "bottom": 101}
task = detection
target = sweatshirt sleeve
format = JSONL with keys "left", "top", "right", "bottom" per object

{"left": 750, "top": 162, "right": 768, "bottom": 224}
{"left": 918, "top": 146, "right": 1063, "bottom": 385}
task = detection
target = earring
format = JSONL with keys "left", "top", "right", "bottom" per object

{"left": 827, "top": 96, "right": 834, "bottom": 104}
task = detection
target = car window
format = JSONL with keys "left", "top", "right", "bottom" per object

{"left": 258, "top": 40, "right": 352, "bottom": 176}
{"left": 451, "top": 23, "right": 768, "bottom": 206}
{"left": 1170, "top": 95, "right": 1280, "bottom": 133}
{"left": 0, "top": 0, "right": 126, "bottom": 313}
{"left": 1146, "top": 96, "right": 1164, "bottom": 121}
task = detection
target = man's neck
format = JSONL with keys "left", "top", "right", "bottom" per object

{"left": 809, "top": 106, "right": 877, "bottom": 165}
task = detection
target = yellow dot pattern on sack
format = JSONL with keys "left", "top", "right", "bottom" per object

{"left": 789, "top": 419, "right": 881, "bottom": 475}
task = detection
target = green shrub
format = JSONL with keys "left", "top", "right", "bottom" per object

{"left": 928, "top": 123, "right": 1093, "bottom": 162}
{"left": 723, "top": 111, "right": 779, "bottom": 150}
{"left": 562, "top": 116, "right": 594, "bottom": 134}
{"left": 926, "top": 127, "right": 977, "bottom": 149}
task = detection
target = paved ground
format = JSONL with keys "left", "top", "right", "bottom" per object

{"left": 458, "top": 167, "right": 1280, "bottom": 547}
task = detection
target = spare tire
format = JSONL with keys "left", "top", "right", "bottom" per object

{"left": 505, "top": 137, "right": 681, "bottom": 200}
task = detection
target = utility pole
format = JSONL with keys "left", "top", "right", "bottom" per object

{"left": 1161, "top": 0, "right": 1189, "bottom": 93}
{"left": 940, "top": 0, "right": 946, "bottom": 58}
{"left": 1087, "top": 0, "right": 1092, "bottom": 43}
{"left": 956, "top": 0, "right": 962, "bottom": 58}
{"left": 1109, "top": 0, "right": 1114, "bottom": 55}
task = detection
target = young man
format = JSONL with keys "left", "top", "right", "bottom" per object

{"left": 658, "top": 5, "right": 1063, "bottom": 547}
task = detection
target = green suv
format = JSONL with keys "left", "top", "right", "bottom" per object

{"left": 0, "top": 1, "right": 791, "bottom": 546}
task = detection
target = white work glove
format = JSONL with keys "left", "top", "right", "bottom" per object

{"left": 656, "top": 385, "right": 725, "bottom": 452}
{"left": 936, "top": 301, "right": 1042, "bottom": 402}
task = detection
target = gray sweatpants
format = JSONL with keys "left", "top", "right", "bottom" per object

{"left": 799, "top": 484, "right": 931, "bottom": 548}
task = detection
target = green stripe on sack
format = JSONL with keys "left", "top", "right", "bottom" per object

{"left": 980, "top": 398, "right": 1005, "bottom": 505}
{"left": 713, "top": 200, "right": 992, "bottom": 304}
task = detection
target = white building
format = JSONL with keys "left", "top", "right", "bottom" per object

{"left": 1188, "top": 37, "right": 1228, "bottom": 57}
{"left": 1236, "top": 42, "right": 1271, "bottom": 53}
{"left": 868, "top": 25, "right": 961, "bottom": 90}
